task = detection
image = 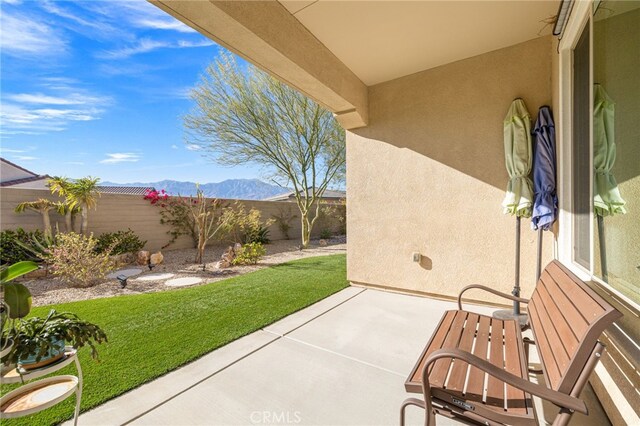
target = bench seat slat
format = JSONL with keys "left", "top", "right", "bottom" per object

{"left": 465, "top": 315, "right": 491, "bottom": 402}
{"left": 430, "top": 311, "right": 467, "bottom": 387}
{"left": 540, "top": 271, "right": 589, "bottom": 339}
{"left": 527, "top": 300, "right": 562, "bottom": 389}
{"left": 546, "top": 262, "right": 605, "bottom": 320}
{"left": 504, "top": 320, "right": 528, "bottom": 414}
{"left": 536, "top": 281, "right": 579, "bottom": 358}
{"left": 445, "top": 313, "right": 479, "bottom": 395}
{"left": 486, "top": 318, "right": 505, "bottom": 407}
{"left": 409, "top": 310, "right": 457, "bottom": 385}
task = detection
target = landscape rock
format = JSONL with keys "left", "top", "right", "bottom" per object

{"left": 215, "top": 260, "right": 232, "bottom": 269}
{"left": 137, "top": 251, "right": 150, "bottom": 265}
{"left": 112, "top": 253, "right": 135, "bottom": 266}
{"left": 150, "top": 251, "right": 164, "bottom": 266}
{"left": 24, "top": 267, "right": 48, "bottom": 279}
{"left": 319, "top": 239, "right": 328, "bottom": 247}
{"left": 233, "top": 243, "right": 242, "bottom": 253}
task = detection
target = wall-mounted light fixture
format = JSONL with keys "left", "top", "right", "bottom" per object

{"left": 553, "top": 0, "right": 574, "bottom": 37}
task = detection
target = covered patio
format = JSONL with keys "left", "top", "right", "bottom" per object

{"left": 69, "top": 288, "right": 607, "bottom": 425}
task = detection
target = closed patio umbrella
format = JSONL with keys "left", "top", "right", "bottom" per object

{"left": 593, "top": 84, "right": 626, "bottom": 281}
{"left": 532, "top": 106, "right": 557, "bottom": 281}
{"left": 500, "top": 98, "right": 533, "bottom": 321}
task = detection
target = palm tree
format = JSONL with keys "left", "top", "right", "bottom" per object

{"left": 67, "top": 177, "right": 101, "bottom": 234}
{"left": 14, "top": 199, "right": 57, "bottom": 239}
{"left": 48, "top": 176, "right": 80, "bottom": 232}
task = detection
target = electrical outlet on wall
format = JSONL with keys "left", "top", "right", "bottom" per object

{"left": 412, "top": 252, "right": 421, "bottom": 263}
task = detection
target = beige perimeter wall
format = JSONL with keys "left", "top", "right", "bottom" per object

{"left": 347, "top": 36, "right": 554, "bottom": 303}
{"left": 0, "top": 188, "right": 340, "bottom": 252}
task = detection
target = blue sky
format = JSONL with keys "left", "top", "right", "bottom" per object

{"left": 0, "top": 0, "right": 260, "bottom": 183}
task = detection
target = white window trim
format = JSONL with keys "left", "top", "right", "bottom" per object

{"left": 557, "top": 0, "right": 593, "bottom": 282}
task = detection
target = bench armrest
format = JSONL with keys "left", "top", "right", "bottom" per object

{"left": 422, "top": 348, "right": 587, "bottom": 415}
{"left": 457, "top": 284, "right": 529, "bottom": 310}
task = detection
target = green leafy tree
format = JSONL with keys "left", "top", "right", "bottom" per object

{"left": 184, "top": 51, "right": 346, "bottom": 248}
{"left": 48, "top": 176, "right": 81, "bottom": 232}
{"left": 67, "top": 177, "right": 101, "bottom": 235}
{"left": 14, "top": 199, "right": 57, "bottom": 239}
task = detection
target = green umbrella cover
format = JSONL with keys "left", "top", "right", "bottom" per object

{"left": 502, "top": 99, "right": 534, "bottom": 217}
{"left": 594, "top": 84, "right": 626, "bottom": 217}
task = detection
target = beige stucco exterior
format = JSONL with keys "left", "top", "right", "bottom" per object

{"left": 347, "top": 36, "right": 554, "bottom": 302}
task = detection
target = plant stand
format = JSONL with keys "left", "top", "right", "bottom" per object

{"left": 0, "top": 347, "right": 82, "bottom": 426}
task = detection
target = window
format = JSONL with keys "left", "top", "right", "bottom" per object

{"left": 592, "top": 0, "right": 640, "bottom": 303}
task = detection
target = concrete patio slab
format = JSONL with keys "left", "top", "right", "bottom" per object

{"left": 69, "top": 287, "right": 610, "bottom": 426}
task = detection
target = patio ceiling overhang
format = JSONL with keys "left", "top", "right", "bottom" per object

{"left": 150, "top": 0, "right": 559, "bottom": 130}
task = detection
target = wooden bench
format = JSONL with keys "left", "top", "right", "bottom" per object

{"left": 401, "top": 260, "right": 622, "bottom": 426}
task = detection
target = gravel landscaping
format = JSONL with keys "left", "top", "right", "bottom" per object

{"left": 24, "top": 237, "right": 346, "bottom": 306}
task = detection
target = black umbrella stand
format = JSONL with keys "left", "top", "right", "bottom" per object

{"left": 597, "top": 215, "right": 609, "bottom": 282}
{"left": 494, "top": 216, "right": 528, "bottom": 327}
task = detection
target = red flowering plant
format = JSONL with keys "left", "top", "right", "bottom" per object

{"left": 143, "top": 189, "right": 168, "bottom": 206}
{"left": 143, "top": 189, "right": 196, "bottom": 248}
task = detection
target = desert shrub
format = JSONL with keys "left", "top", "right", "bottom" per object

{"left": 319, "top": 201, "right": 346, "bottom": 235}
{"left": 221, "top": 202, "right": 275, "bottom": 244}
{"left": 96, "top": 229, "right": 146, "bottom": 255}
{"left": 319, "top": 228, "right": 332, "bottom": 239}
{"left": 271, "top": 206, "right": 297, "bottom": 240}
{"left": 245, "top": 224, "right": 271, "bottom": 244}
{"left": 232, "top": 242, "right": 266, "bottom": 265}
{"left": 0, "top": 228, "right": 48, "bottom": 264}
{"left": 46, "top": 232, "right": 115, "bottom": 288}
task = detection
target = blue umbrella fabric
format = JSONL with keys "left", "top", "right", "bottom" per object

{"left": 531, "top": 106, "right": 557, "bottom": 231}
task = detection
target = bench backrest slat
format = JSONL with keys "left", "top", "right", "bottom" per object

{"left": 528, "top": 261, "right": 622, "bottom": 393}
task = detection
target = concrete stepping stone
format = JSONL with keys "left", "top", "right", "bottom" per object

{"left": 165, "top": 277, "right": 203, "bottom": 287}
{"left": 107, "top": 268, "right": 143, "bottom": 279}
{"left": 135, "top": 273, "right": 176, "bottom": 282}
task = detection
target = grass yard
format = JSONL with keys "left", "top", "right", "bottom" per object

{"left": 1, "top": 254, "right": 348, "bottom": 426}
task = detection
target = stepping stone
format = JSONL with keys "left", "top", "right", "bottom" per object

{"left": 107, "top": 268, "right": 143, "bottom": 279}
{"left": 135, "top": 273, "right": 176, "bottom": 282}
{"left": 165, "top": 277, "right": 203, "bottom": 287}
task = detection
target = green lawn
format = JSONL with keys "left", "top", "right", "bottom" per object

{"left": 1, "top": 254, "right": 347, "bottom": 426}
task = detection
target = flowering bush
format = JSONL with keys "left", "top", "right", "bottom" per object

{"left": 46, "top": 232, "right": 115, "bottom": 288}
{"left": 232, "top": 242, "right": 266, "bottom": 265}
{"left": 143, "top": 189, "right": 169, "bottom": 205}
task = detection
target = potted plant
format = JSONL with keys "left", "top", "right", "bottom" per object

{"left": 1, "top": 261, "right": 108, "bottom": 372}
{"left": 1, "top": 261, "right": 38, "bottom": 360}
{"left": 6, "top": 310, "right": 107, "bottom": 371}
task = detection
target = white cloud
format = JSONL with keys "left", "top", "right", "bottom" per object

{"left": 98, "top": 38, "right": 214, "bottom": 59}
{"left": 171, "top": 144, "right": 179, "bottom": 149}
{"left": 0, "top": 10, "right": 67, "bottom": 58}
{"left": 100, "top": 153, "right": 141, "bottom": 164}
{"left": 0, "top": 148, "right": 26, "bottom": 153}
{"left": 185, "top": 144, "right": 202, "bottom": 151}
{"left": 14, "top": 156, "right": 37, "bottom": 161}
{"left": 1, "top": 83, "right": 113, "bottom": 134}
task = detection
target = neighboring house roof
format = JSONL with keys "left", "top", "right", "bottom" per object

{"left": 98, "top": 186, "right": 155, "bottom": 195}
{"left": 0, "top": 157, "right": 50, "bottom": 188}
{"left": 264, "top": 189, "right": 346, "bottom": 202}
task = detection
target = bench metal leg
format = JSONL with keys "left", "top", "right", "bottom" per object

{"left": 400, "top": 397, "right": 433, "bottom": 426}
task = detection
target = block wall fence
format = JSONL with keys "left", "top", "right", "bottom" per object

{"left": 0, "top": 188, "right": 344, "bottom": 252}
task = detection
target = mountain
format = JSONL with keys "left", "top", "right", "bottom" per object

{"left": 100, "top": 179, "right": 289, "bottom": 200}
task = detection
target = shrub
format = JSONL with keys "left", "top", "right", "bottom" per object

{"left": 272, "top": 206, "right": 297, "bottom": 240}
{"left": 221, "top": 202, "right": 275, "bottom": 245}
{"left": 0, "top": 228, "right": 47, "bottom": 264}
{"left": 319, "top": 228, "right": 332, "bottom": 239}
{"left": 232, "top": 242, "right": 266, "bottom": 265}
{"left": 96, "top": 229, "right": 146, "bottom": 255}
{"left": 46, "top": 232, "right": 115, "bottom": 288}
{"left": 245, "top": 224, "right": 271, "bottom": 244}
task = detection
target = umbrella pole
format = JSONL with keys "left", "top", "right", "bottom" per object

{"left": 597, "top": 215, "right": 609, "bottom": 282}
{"left": 536, "top": 228, "right": 543, "bottom": 282}
{"left": 513, "top": 216, "right": 521, "bottom": 315}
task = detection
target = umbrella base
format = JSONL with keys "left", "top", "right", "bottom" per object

{"left": 492, "top": 309, "right": 528, "bottom": 328}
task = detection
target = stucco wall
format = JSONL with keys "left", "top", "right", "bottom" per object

{"left": 0, "top": 188, "right": 341, "bottom": 252}
{"left": 347, "top": 36, "right": 554, "bottom": 303}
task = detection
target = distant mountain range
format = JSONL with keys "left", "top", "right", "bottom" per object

{"left": 100, "top": 179, "right": 290, "bottom": 200}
